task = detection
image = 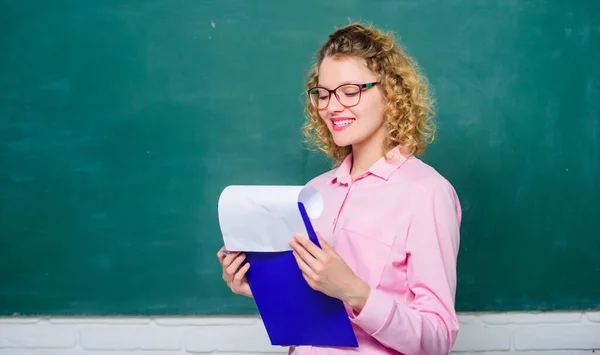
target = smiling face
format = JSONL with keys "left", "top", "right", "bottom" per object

{"left": 316, "top": 56, "right": 387, "bottom": 150}
{"left": 302, "top": 23, "right": 435, "bottom": 165}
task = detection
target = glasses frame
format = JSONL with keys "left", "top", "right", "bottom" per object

{"left": 307, "top": 82, "right": 379, "bottom": 110}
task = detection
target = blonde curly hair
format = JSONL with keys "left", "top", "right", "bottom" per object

{"left": 302, "top": 22, "right": 436, "bottom": 165}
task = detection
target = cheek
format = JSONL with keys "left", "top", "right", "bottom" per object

{"left": 361, "top": 99, "right": 385, "bottom": 124}
{"left": 319, "top": 111, "right": 329, "bottom": 124}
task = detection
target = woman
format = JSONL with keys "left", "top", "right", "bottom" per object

{"left": 218, "top": 22, "right": 462, "bottom": 355}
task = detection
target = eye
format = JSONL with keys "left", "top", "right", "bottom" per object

{"left": 311, "top": 88, "right": 329, "bottom": 100}
{"left": 340, "top": 85, "right": 360, "bottom": 97}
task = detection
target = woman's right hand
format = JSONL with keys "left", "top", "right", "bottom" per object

{"left": 217, "top": 246, "right": 253, "bottom": 298}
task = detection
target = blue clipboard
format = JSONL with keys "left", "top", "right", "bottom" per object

{"left": 244, "top": 202, "right": 358, "bottom": 347}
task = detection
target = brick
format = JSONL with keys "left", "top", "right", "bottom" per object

{"left": 184, "top": 322, "right": 283, "bottom": 353}
{"left": 451, "top": 324, "right": 511, "bottom": 351}
{"left": 1, "top": 352, "right": 183, "bottom": 355}
{"left": 457, "top": 314, "right": 483, "bottom": 325}
{"left": 155, "top": 316, "right": 259, "bottom": 326}
{"left": 41, "top": 352, "right": 184, "bottom": 355}
{"left": 480, "top": 312, "right": 582, "bottom": 325}
{"left": 586, "top": 311, "right": 600, "bottom": 322}
{"left": 49, "top": 317, "right": 150, "bottom": 325}
{"left": 0, "top": 318, "right": 40, "bottom": 324}
{"left": 5, "top": 313, "right": 600, "bottom": 354}
{"left": 477, "top": 314, "right": 512, "bottom": 325}
{"left": 514, "top": 324, "right": 600, "bottom": 350}
{"left": 79, "top": 325, "right": 181, "bottom": 350}
{"left": 0, "top": 323, "right": 77, "bottom": 349}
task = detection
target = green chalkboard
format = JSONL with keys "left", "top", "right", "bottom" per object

{"left": 1, "top": 1, "right": 599, "bottom": 315}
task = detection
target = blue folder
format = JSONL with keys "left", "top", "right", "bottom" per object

{"left": 244, "top": 202, "right": 358, "bottom": 347}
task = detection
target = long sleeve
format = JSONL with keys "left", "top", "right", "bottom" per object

{"left": 349, "top": 178, "right": 462, "bottom": 355}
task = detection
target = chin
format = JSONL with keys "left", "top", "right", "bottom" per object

{"left": 333, "top": 141, "right": 352, "bottom": 148}
{"left": 331, "top": 134, "right": 356, "bottom": 148}
{"left": 327, "top": 125, "right": 358, "bottom": 147}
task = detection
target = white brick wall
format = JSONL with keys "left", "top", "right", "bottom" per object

{"left": 0, "top": 311, "right": 599, "bottom": 354}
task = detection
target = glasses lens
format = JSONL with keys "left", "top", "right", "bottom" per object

{"left": 308, "top": 84, "right": 363, "bottom": 109}
{"left": 337, "top": 84, "right": 361, "bottom": 107}
{"left": 309, "top": 88, "right": 330, "bottom": 109}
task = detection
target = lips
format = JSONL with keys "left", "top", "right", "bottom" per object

{"left": 331, "top": 117, "right": 355, "bottom": 132}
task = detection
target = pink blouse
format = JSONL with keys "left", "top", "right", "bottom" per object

{"left": 289, "top": 147, "right": 462, "bottom": 355}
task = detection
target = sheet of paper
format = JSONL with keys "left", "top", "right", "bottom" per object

{"left": 217, "top": 185, "right": 323, "bottom": 252}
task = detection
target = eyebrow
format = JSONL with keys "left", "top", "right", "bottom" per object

{"left": 316, "top": 80, "right": 367, "bottom": 89}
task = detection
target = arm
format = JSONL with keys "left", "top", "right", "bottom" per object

{"left": 349, "top": 179, "right": 462, "bottom": 355}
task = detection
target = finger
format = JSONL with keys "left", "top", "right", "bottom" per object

{"left": 222, "top": 251, "right": 240, "bottom": 267}
{"left": 299, "top": 265, "right": 318, "bottom": 291}
{"left": 233, "top": 262, "right": 250, "bottom": 286}
{"left": 217, "top": 246, "right": 227, "bottom": 262}
{"left": 226, "top": 253, "right": 246, "bottom": 276}
{"left": 294, "top": 233, "right": 327, "bottom": 260}
{"left": 292, "top": 250, "right": 318, "bottom": 281}
{"left": 316, "top": 232, "right": 333, "bottom": 252}
{"left": 290, "top": 239, "right": 323, "bottom": 271}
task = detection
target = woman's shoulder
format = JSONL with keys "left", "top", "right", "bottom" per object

{"left": 305, "top": 166, "right": 338, "bottom": 187}
{"left": 393, "top": 155, "right": 456, "bottom": 195}
{"left": 392, "top": 157, "right": 461, "bottom": 222}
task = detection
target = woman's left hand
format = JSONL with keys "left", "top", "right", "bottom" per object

{"left": 289, "top": 232, "right": 370, "bottom": 313}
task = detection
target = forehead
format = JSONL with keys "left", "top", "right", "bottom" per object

{"left": 317, "top": 56, "right": 376, "bottom": 87}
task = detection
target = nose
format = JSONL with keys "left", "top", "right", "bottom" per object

{"left": 327, "top": 94, "right": 345, "bottom": 113}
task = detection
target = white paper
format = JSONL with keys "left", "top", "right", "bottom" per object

{"left": 217, "top": 185, "right": 323, "bottom": 252}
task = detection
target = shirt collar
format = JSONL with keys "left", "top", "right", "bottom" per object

{"left": 331, "top": 146, "right": 410, "bottom": 185}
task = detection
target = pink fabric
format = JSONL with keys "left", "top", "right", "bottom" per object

{"left": 289, "top": 147, "right": 462, "bottom": 355}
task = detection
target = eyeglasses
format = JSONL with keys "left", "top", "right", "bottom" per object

{"left": 307, "top": 82, "right": 378, "bottom": 110}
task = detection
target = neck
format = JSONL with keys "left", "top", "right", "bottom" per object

{"left": 350, "top": 134, "right": 387, "bottom": 180}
